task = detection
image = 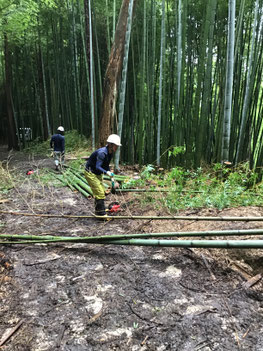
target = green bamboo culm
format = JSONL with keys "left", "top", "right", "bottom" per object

{"left": 115, "top": 0, "right": 135, "bottom": 170}
{"left": 92, "top": 239, "right": 263, "bottom": 248}
{"left": 115, "top": 189, "right": 203, "bottom": 193}
{"left": 64, "top": 170, "right": 93, "bottom": 195}
{"left": 63, "top": 165, "right": 128, "bottom": 182}
{"left": 63, "top": 168, "right": 110, "bottom": 194}
{"left": 63, "top": 171, "right": 93, "bottom": 196}
{"left": 2, "top": 228, "right": 263, "bottom": 244}
{"left": 1, "top": 210, "right": 263, "bottom": 222}
{"left": 1, "top": 237, "right": 263, "bottom": 249}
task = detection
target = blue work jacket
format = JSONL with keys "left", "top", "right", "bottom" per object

{"left": 50, "top": 134, "right": 65, "bottom": 152}
{"left": 85, "top": 146, "right": 112, "bottom": 175}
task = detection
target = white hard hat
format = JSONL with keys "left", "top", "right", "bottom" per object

{"left": 57, "top": 126, "right": 64, "bottom": 132}
{"left": 106, "top": 134, "right": 122, "bottom": 146}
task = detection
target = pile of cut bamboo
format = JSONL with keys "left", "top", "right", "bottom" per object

{"left": 54, "top": 166, "right": 128, "bottom": 197}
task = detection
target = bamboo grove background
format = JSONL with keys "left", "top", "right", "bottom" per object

{"left": 1, "top": 0, "right": 263, "bottom": 169}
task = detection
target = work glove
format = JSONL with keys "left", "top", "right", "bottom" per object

{"left": 106, "top": 171, "right": 114, "bottom": 177}
{"left": 113, "top": 181, "right": 120, "bottom": 189}
{"left": 111, "top": 180, "right": 120, "bottom": 194}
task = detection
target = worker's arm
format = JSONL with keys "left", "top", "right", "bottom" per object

{"left": 95, "top": 151, "right": 110, "bottom": 174}
{"left": 61, "top": 136, "right": 65, "bottom": 153}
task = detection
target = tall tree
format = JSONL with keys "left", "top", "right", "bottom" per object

{"left": 4, "top": 32, "right": 19, "bottom": 150}
{"left": 87, "top": 0, "right": 96, "bottom": 150}
{"left": 156, "top": 0, "right": 166, "bottom": 166}
{"left": 221, "top": 0, "right": 235, "bottom": 163}
{"left": 235, "top": 0, "right": 259, "bottom": 164}
{"left": 115, "top": 0, "right": 134, "bottom": 169}
{"left": 99, "top": 0, "right": 137, "bottom": 146}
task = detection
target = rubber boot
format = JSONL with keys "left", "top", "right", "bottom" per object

{"left": 95, "top": 199, "right": 106, "bottom": 216}
{"left": 55, "top": 159, "right": 59, "bottom": 171}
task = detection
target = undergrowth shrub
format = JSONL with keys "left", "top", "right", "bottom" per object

{"left": 134, "top": 163, "right": 263, "bottom": 212}
{"left": 0, "top": 163, "right": 14, "bottom": 194}
{"left": 25, "top": 130, "right": 91, "bottom": 156}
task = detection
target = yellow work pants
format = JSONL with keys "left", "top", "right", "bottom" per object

{"left": 84, "top": 171, "right": 105, "bottom": 200}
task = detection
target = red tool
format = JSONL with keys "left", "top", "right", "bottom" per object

{"left": 26, "top": 170, "right": 34, "bottom": 175}
{"left": 108, "top": 202, "right": 121, "bottom": 212}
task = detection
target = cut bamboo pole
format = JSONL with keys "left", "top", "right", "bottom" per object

{"left": 72, "top": 182, "right": 92, "bottom": 198}
{"left": 63, "top": 169, "right": 110, "bottom": 195}
{"left": 64, "top": 165, "right": 127, "bottom": 181}
{"left": 63, "top": 171, "right": 93, "bottom": 196}
{"left": 1, "top": 228, "right": 263, "bottom": 243}
{"left": 1, "top": 238, "right": 263, "bottom": 249}
{"left": 115, "top": 188, "right": 203, "bottom": 193}
{"left": 51, "top": 172, "right": 75, "bottom": 191}
{"left": 92, "top": 239, "right": 263, "bottom": 248}
{"left": 1, "top": 210, "right": 263, "bottom": 222}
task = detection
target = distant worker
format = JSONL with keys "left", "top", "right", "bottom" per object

{"left": 84, "top": 134, "right": 121, "bottom": 216}
{"left": 50, "top": 126, "right": 65, "bottom": 171}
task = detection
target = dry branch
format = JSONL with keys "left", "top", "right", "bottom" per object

{"left": 0, "top": 319, "right": 24, "bottom": 347}
{"left": 242, "top": 274, "right": 262, "bottom": 289}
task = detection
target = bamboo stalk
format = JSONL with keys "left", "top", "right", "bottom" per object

{"left": 93, "top": 239, "right": 263, "bottom": 248}
{"left": 1, "top": 210, "right": 263, "bottom": 222}
{"left": 1, "top": 238, "right": 263, "bottom": 249}
{"left": 1, "top": 228, "right": 263, "bottom": 243}
{"left": 72, "top": 182, "right": 92, "bottom": 198}
{"left": 64, "top": 165, "right": 127, "bottom": 181}
{"left": 50, "top": 172, "right": 75, "bottom": 191}
{"left": 115, "top": 188, "right": 203, "bottom": 193}
{"left": 63, "top": 171, "right": 93, "bottom": 196}
{"left": 64, "top": 169, "right": 109, "bottom": 193}
{"left": 69, "top": 168, "right": 110, "bottom": 189}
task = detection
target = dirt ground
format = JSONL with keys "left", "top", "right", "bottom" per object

{"left": 0, "top": 147, "right": 263, "bottom": 351}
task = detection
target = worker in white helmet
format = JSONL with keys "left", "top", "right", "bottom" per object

{"left": 84, "top": 134, "right": 121, "bottom": 217}
{"left": 50, "top": 126, "right": 65, "bottom": 171}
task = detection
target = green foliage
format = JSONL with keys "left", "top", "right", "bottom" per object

{"left": 30, "top": 169, "right": 65, "bottom": 188}
{"left": 1, "top": 0, "right": 57, "bottom": 42}
{"left": 141, "top": 164, "right": 155, "bottom": 178}
{"left": 64, "top": 130, "right": 91, "bottom": 152}
{"left": 168, "top": 146, "right": 185, "bottom": 160}
{"left": 24, "top": 130, "right": 91, "bottom": 156}
{"left": 0, "top": 163, "right": 14, "bottom": 194}
{"left": 1, "top": 0, "right": 263, "bottom": 169}
{"left": 0, "top": 221, "right": 5, "bottom": 229}
{"left": 132, "top": 163, "right": 263, "bottom": 212}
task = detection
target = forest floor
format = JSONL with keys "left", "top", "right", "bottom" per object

{"left": 0, "top": 147, "right": 263, "bottom": 351}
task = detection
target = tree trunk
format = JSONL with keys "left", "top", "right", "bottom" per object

{"left": 37, "top": 46, "right": 49, "bottom": 141}
{"left": 4, "top": 33, "right": 18, "bottom": 150}
{"left": 235, "top": 0, "right": 259, "bottom": 164}
{"left": 156, "top": 0, "right": 166, "bottom": 166}
{"left": 99, "top": 0, "right": 136, "bottom": 146}
{"left": 114, "top": 0, "right": 134, "bottom": 169}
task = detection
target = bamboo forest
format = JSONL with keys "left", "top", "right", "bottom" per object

{"left": 1, "top": 0, "right": 263, "bottom": 169}
{"left": 2, "top": 1, "right": 263, "bottom": 349}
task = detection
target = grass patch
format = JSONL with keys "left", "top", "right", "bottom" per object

{"left": 0, "top": 163, "right": 16, "bottom": 194}
{"left": 127, "top": 163, "right": 263, "bottom": 212}
{"left": 30, "top": 169, "right": 66, "bottom": 188}
{"left": 25, "top": 130, "right": 92, "bottom": 158}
